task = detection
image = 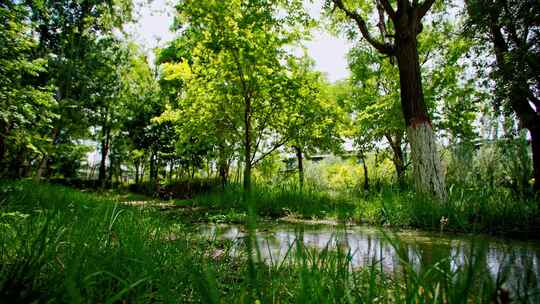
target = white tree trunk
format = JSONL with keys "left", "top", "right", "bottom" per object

{"left": 407, "top": 121, "right": 447, "bottom": 200}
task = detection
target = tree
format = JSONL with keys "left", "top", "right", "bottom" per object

{"left": 328, "top": 0, "right": 447, "bottom": 199}
{"left": 163, "top": 0, "right": 311, "bottom": 192}
{"left": 157, "top": 58, "right": 238, "bottom": 186}
{"left": 0, "top": 2, "right": 55, "bottom": 178}
{"left": 465, "top": 0, "right": 540, "bottom": 193}
{"left": 82, "top": 37, "right": 130, "bottom": 187}
{"left": 123, "top": 51, "right": 173, "bottom": 186}
{"left": 283, "top": 56, "right": 345, "bottom": 188}
{"left": 346, "top": 16, "right": 478, "bottom": 188}
{"left": 347, "top": 44, "right": 407, "bottom": 187}
{"left": 26, "top": 0, "right": 133, "bottom": 181}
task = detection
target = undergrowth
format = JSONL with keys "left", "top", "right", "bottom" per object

{"left": 1, "top": 180, "right": 539, "bottom": 303}
{"left": 184, "top": 180, "right": 540, "bottom": 237}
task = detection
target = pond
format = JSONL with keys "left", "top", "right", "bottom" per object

{"left": 196, "top": 222, "right": 540, "bottom": 296}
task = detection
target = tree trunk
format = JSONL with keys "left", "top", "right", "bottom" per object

{"left": 98, "top": 127, "right": 111, "bottom": 188}
{"left": 149, "top": 150, "right": 157, "bottom": 184}
{"left": 236, "top": 159, "right": 242, "bottom": 184}
{"left": 134, "top": 159, "right": 140, "bottom": 184}
{"left": 360, "top": 152, "right": 369, "bottom": 191}
{"left": 219, "top": 164, "right": 228, "bottom": 189}
{"left": 395, "top": 33, "right": 446, "bottom": 200}
{"left": 407, "top": 123, "right": 446, "bottom": 199}
{"left": 108, "top": 152, "right": 115, "bottom": 186}
{"left": 218, "top": 154, "right": 229, "bottom": 190}
{"left": 168, "top": 161, "right": 174, "bottom": 184}
{"left": 35, "top": 155, "right": 49, "bottom": 181}
{"left": 243, "top": 156, "right": 251, "bottom": 193}
{"left": 385, "top": 133, "right": 406, "bottom": 188}
{"left": 294, "top": 146, "right": 304, "bottom": 189}
{"left": 0, "top": 121, "right": 8, "bottom": 169}
{"left": 140, "top": 161, "right": 146, "bottom": 183}
{"left": 35, "top": 127, "right": 59, "bottom": 182}
{"left": 190, "top": 165, "right": 195, "bottom": 180}
{"left": 530, "top": 127, "right": 540, "bottom": 193}
{"left": 243, "top": 94, "right": 252, "bottom": 193}
{"left": 150, "top": 153, "right": 161, "bottom": 194}
{"left": 20, "top": 157, "right": 31, "bottom": 178}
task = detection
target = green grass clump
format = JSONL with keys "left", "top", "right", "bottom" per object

{"left": 1, "top": 180, "right": 539, "bottom": 303}
{"left": 189, "top": 182, "right": 354, "bottom": 220}
{"left": 349, "top": 186, "right": 540, "bottom": 236}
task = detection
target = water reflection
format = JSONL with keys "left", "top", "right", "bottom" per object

{"left": 197, "top": 223, "right": 540, "bottom": 295}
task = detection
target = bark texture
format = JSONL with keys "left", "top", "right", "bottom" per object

{"left": 407, "top": 122, "right": 446, "bottom": 200}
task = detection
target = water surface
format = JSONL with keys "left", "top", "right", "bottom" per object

{"left": 196, "top": 222, "right": 540, "bottom": 295}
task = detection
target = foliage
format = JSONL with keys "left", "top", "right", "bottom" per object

{"left": 464, "top": 0, "right": 539, "bottom": 119}
{"left": 284, "top": 56, "right": 346, "bottom": 155}
{"left": 0, "top": 0, "right": 134, "bottom": 180}
{"left": 465, "top": 0, "right": 540, "bottom": 191}
{"left": 0, "top": 2, "right": 56, "bottom": 177}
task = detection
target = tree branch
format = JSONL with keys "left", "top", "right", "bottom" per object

{"left": 250, "top": 135, "right": 290, "bottom": 166}
{"left": 379, "top": 0, "right": 396, "bottom": 20}
{"left": 376, "top": 0, "right": 389, "bottom": 42}
{"left": 417, "top": 0, "right": 437, "bottom": 20}
{"left": 331, "top": 0, "right": 395, "bottom": 55}
{"left": 420, "top": 48, "right": 431, "bottom": 66}
{"left": 249, "top": 95, "right": 283, "bottom": 164}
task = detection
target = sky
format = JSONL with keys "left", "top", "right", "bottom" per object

{"left": 125, "top": 0, "right": 352, "bottom": 82}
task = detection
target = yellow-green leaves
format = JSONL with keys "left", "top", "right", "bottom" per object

{"left": 162, "top": 61, "right": 192, "bottom": 81}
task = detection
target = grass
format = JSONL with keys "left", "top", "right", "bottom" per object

{"left": 176, "top": 179, "right": 540, "bottom": 237}
{"left": 56, "top": 164, "right": 540, "bottom": 237}
{"left": 187, "top": 182, "right": 354, "bottom": 219}
{"left": 348, "top": 185, "right": 540, "bottom": 237}
{"left": 1, "top": 180, "right": 539, "bottom": 303}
